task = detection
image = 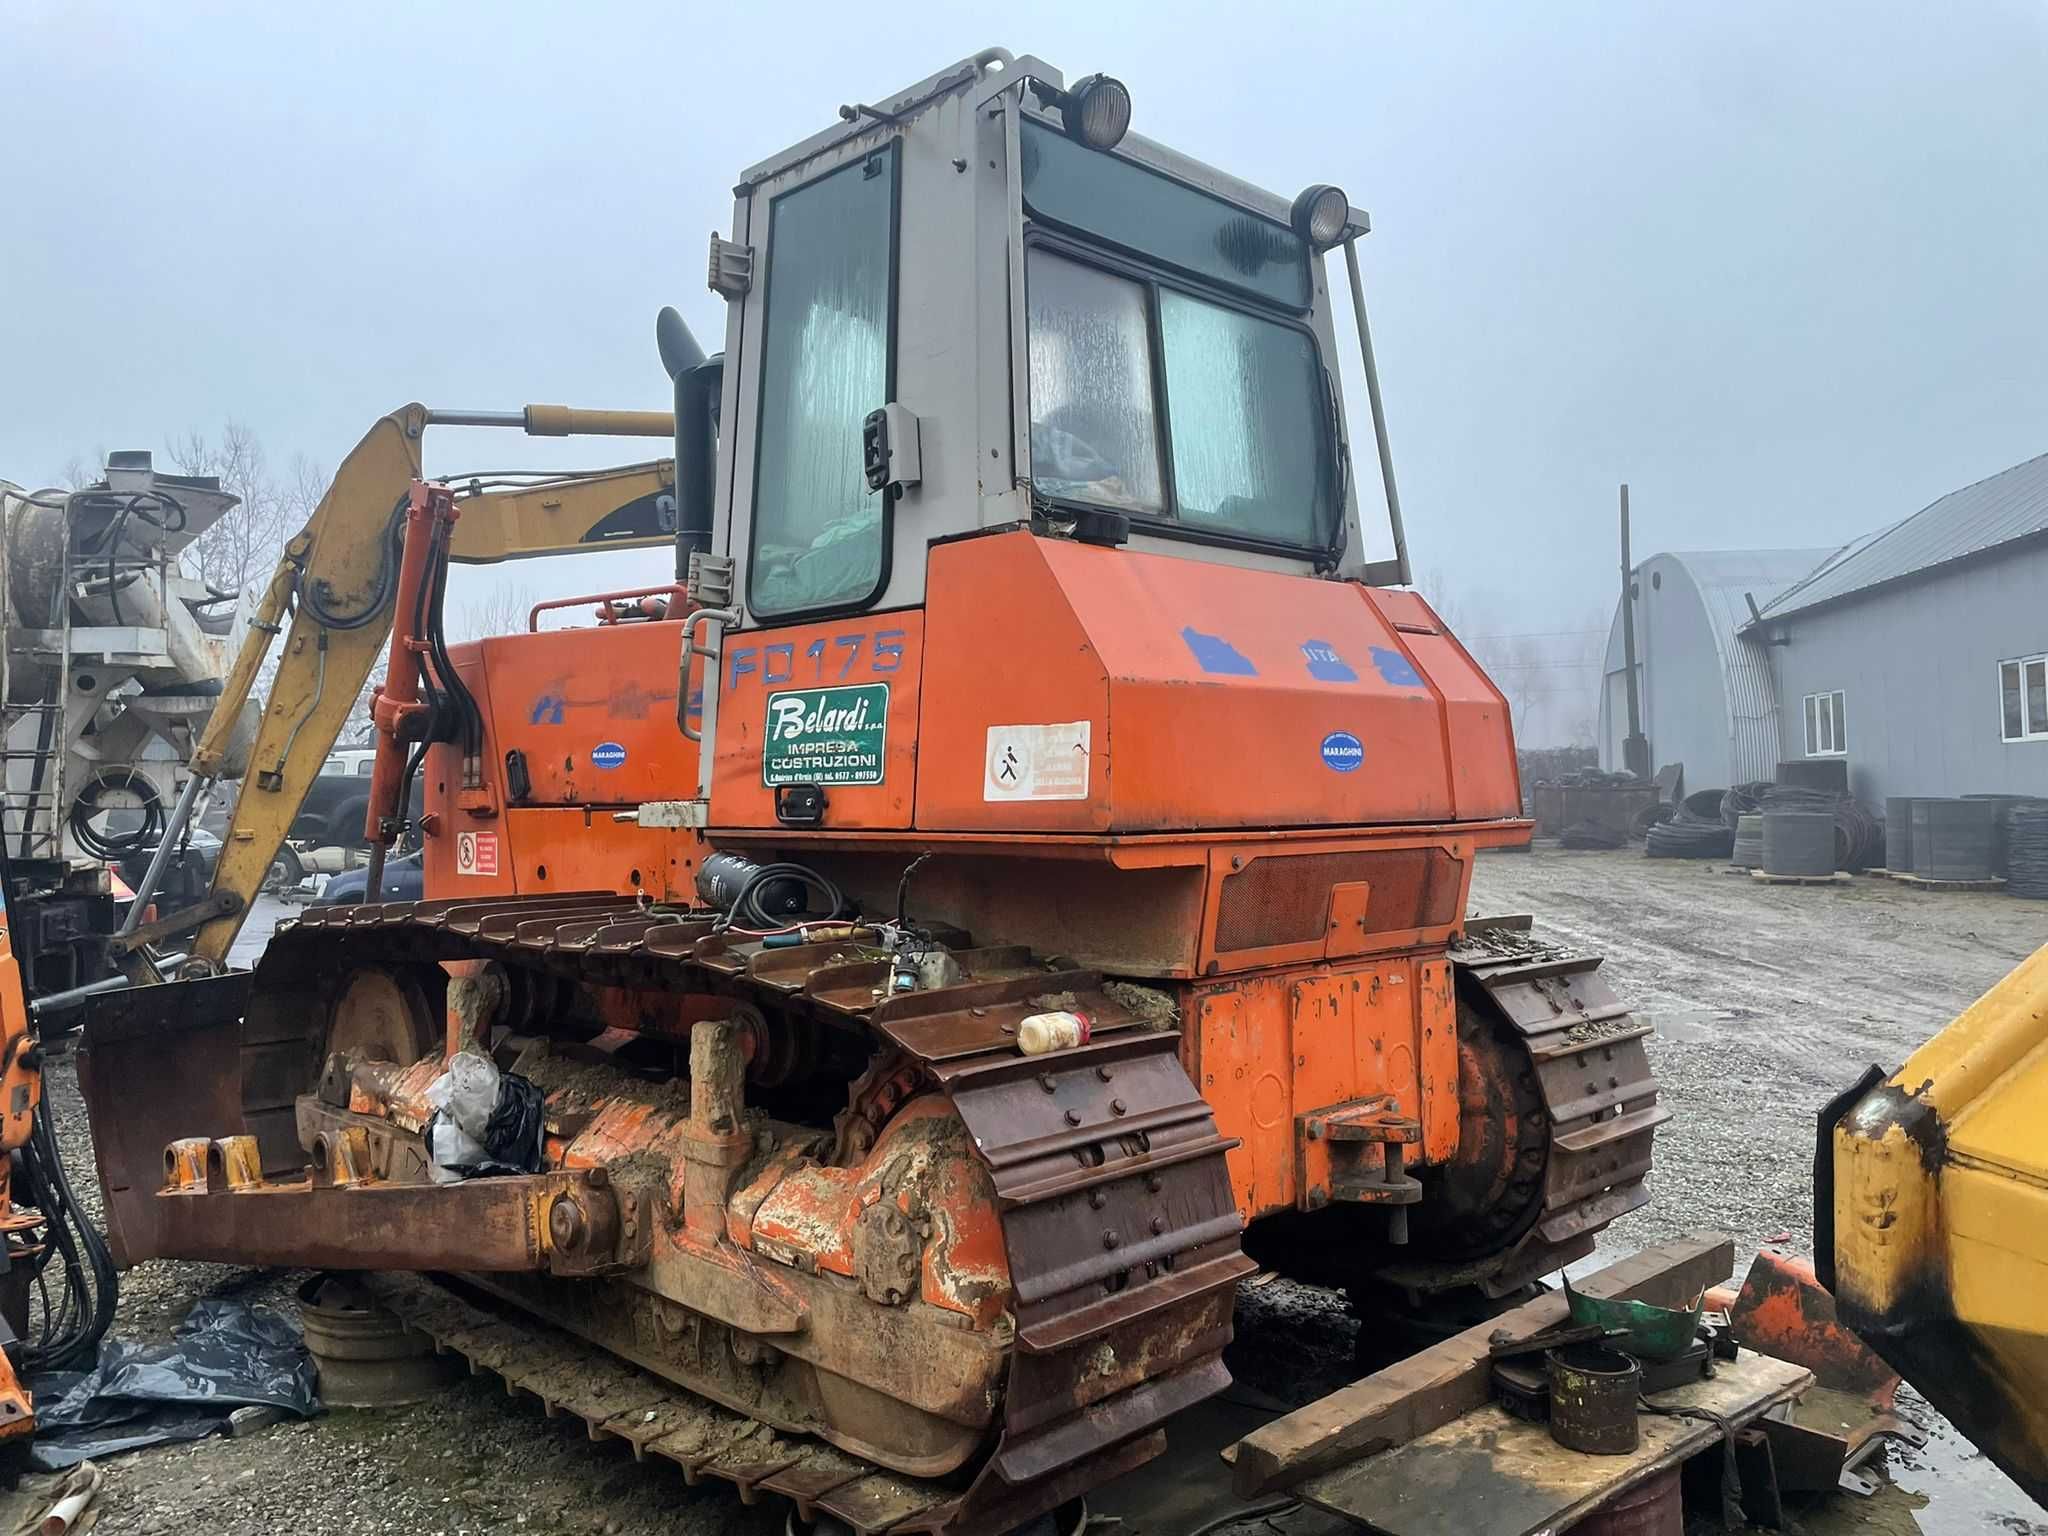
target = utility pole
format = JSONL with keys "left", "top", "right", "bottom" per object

{"left": 1619, "top": 484, "right": 1649, "bottom": 777}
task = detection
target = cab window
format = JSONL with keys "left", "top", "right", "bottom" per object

{"left": 1024, "top": 244, "right": 1337, "bottom": 552}
{"left": 749, "top": 148, "right": 898, "bottom": 619}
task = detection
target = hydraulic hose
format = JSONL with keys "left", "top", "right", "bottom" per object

{"left": 14, "top": 1102, "right": 119, "bottom": 1373}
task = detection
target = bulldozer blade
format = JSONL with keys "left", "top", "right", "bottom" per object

{"left": 75, "top": 972, "right": 252, "bottom": 1268}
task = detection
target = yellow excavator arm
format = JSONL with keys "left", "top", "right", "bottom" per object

{"left": 121, "top": 402, "right": 679, "bottom": 974}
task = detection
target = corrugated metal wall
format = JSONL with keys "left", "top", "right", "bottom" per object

{"left": 1764, "top": 542, "right": 2048, "bottom": 803}
{"left": 1599, "top": 549, "right": 1831, "bottom": 791}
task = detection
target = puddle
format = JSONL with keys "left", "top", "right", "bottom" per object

{"left": 1769, "top": 1394, "right": 2044, "bottom": 1536}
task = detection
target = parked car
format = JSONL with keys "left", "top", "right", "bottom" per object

{"left": 111, "top": 823, "right": 221, "bottom": 906}
{"left": 315, "top": 848, "right": 423, "bottom": 905}
{"left": 291, "top": 749, "right": 379, "bottom": 847}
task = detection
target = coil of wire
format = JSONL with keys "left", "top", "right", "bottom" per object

{"left": 1731, "top": 813, "right": 1764, "bottom": 868}
{"left": 1645, "top": 790, "right": 1736, "bottom": 859}
{"left": 1759, "top": 785, "right": 1881, "bottom": 871}
{"left": 2008, "top": 802, "right": 2048, "bottom": 899}
{"left": 1720, "top": 781, "right": 1772, "bottom": 829}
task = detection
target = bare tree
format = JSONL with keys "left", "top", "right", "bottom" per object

{"left": 452, "top": 580, "right": 535, "bottom": 643}
{"left": 1414, "top": 564, "right": 1465, "bottom": 635}
{"left": 165, "top": 421, "right": 301, "bottom": 599}
{"left": 57, "top": 453, "right": 98, "bottom": 491}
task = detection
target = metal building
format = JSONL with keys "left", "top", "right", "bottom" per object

{"left": 1597, "top": 548, "right": 1832, "bottom": 793}
{"left": 1598, "top": 451, "right": 2048, "bottom": 806}
{"left": 1742, "top": 451, "right": 2048, "bottom": 804}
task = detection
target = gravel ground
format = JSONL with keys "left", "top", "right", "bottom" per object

{"left": 21, "top": 856, "right": 2047, "bottom": 1534}
{"left": 1468, "top": 847, "right": 2048, "bottom": 1265}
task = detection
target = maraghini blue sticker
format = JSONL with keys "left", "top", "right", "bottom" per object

{"left": 591, "top": 741, "right": 628, "bottom": 770}
{"left": 1320, "top": 731, "right": 1364, "bottom": 773}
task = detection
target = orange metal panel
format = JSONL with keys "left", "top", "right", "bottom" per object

{"left": 418, "top": 627, "right": 705, "bottom": 900}
{"left": 1416, "top": 956, "right": 1459, "bottom": 1163}
{"left": 918, "top": 537, "right": 1110, "bottom": 833}
{"left": 1362, "top": 589, "right": 1522, "bottom": 823}
{"left": 919, "top": 532, "right": 1512, "bottom": 834}
{"left": 421, "top": 805, "right": 702, "bottom": 902}
{"left": 1195, "top": 831, "right": 1478, "bottom": 974}
{"left": 1325, "top": 882, "right": 1374, "bottom": 958}
{"left": 1192, "top": 953, "right": 1462, "bottom": 1222}
{"left": 711, "top": 612, "right": 924, "bottom": 830}
{"left": 1191, "top": 980, "right": 1292, "bottom": 1219}
{"left": 474, "top": 621, "right": 698, "bottom": 807}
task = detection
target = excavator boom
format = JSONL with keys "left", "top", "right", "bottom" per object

{"left": 124, "top": 404, "right": 681, "bottom": 972}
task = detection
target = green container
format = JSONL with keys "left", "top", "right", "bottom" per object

{"left": 1563, "top": 1276, "right": 1704, "bottom": 1362}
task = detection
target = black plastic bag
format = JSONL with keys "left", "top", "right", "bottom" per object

{"left": 27, "top": 1298, "right": 319, "bottom": 1468}
{"left": 480, "top": 1070, "right": 544, "bottom": 1170}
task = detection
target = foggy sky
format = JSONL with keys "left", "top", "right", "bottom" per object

{"left": 6, "top": 0, "right": 2045, "bottom": 736}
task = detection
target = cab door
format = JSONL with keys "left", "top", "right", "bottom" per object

{"left": 708, "top": 133, "right": 919, "bottom": 830}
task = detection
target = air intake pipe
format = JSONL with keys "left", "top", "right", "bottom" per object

{"left": 657, "top": 307, "right": 723, "bottom": 578}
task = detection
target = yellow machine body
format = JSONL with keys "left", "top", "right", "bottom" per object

{"left": 1824, "top": 940, "right": 2048, "bottom": 1506}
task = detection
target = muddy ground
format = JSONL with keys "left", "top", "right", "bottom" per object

{"left": 24, "top": 851, "right": 2048, "bottom": 1535}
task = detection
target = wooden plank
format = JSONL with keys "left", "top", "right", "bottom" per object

{"left": 1229, "top": 1231, "right": 1735, "bottom": 1497}
{"left": 1297, "top": 1350, "right": 1811, "bottom": 1536}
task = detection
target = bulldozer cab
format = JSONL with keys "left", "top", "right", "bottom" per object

{"left": 702, "top": 50, "right": 1392, "bottom": 634}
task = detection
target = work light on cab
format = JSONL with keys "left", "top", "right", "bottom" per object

{"left": 1053, "top": 72, "right": 1132, "bottom": 149}
{"left": 1292, "top": 183, "right": 1350, "bottom": 249}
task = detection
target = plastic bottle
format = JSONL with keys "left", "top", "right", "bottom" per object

{"left": 1016, "top": 1010, "right": 1092, "bottom": 1055}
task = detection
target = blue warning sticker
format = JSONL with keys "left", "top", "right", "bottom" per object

{"left": 1319, "top": 731, "right": 1364, "bottom": 773}
{"left": 591, "top": 741, "right": 628, "bottom": 770}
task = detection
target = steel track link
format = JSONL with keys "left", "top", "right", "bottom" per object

{"left": 273, "top": 891, "right": 1255, "bottom": 1535}
{"left": 1445, "top": 930, "right": 1670, "bottom": 1286}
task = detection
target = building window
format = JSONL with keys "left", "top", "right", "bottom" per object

{"left": 2000, "top": 654, "right": 2048, "bottom": 742}
{"left": 1803, "top": 690, "right": 1847, "bottom": 756}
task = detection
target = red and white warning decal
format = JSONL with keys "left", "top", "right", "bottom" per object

{"left": 455, "top": 830, "right": 499, "bottom": 876}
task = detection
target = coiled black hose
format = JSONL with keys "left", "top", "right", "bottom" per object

{"left": 2008, "top": 804, "right": 2048, "bottom": 899}
{"left": 1761, "top": 785, "right": 1882, "bottom": 870}
{"left": 1720, "top": 781, "right": 1772, "bottom": 828}
{"left": 1645, "top": 800, "right": 1735, "bottom": 859}
{"left": 725, "top": 861, "right": 849, "bottom": 931}
{"left": 67, "top": 770, "right": 166, "bottom": 860}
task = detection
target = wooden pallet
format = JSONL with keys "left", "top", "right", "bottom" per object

{"left": 1887, "top": 872, "right": 2006, "bottom": 892}
{"left": 1750, "top": 870, "right": 1852, "bottom": 886}
{"left": 1228, "top": 1234, "right": 1736, "bottom": 1497}
{"left": 1296, "top": 1352, "right": 1812, "bottom": 1536}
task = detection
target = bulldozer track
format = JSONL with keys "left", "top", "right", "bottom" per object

{"left": 1445, "top": 929, "right": 1669, "bottom": 1285}
{"left": 271, "top": 890, "right": 1255, "bottom": 1536}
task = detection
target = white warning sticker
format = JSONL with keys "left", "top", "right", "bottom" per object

{"left": 455, "top": 830, "right": 499, "bottom": 877}
{"left": 984, "top": 722, "right": 1092, "bottom": 802}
